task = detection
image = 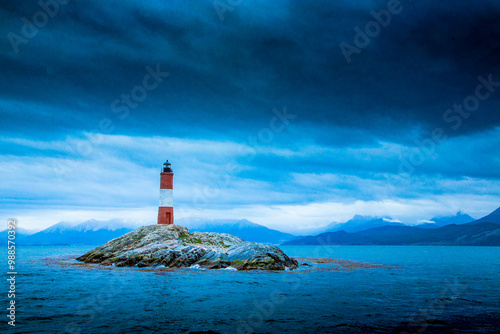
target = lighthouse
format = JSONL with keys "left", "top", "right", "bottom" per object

{"left": 157, "top": 160, "right": 174, "bottom": 225}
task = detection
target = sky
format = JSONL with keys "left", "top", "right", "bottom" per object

{"left": 1, "top": 0, "right": 500, "bottom": 233}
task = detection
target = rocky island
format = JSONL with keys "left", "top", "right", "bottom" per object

{"left": 77, "top": 224, "right": 298, "bottom": 270}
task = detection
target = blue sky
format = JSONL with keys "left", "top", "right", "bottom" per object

{"left": 1, "top": 0, "right": 499, "bottom": 233}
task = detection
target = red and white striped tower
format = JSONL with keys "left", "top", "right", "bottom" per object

{"left": 157, "top": 160, "right": 174, "bottom": 225}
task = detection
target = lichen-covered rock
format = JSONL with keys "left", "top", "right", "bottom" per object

{"left": 76, "top": 224, "right": 298, "bottom": 271}
{"left": 227, "top": 242, "right": 299, "bottom": 270}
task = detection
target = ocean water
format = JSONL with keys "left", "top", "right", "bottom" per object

{"left": 2, "top": 245, "right": 500, "bottom": 334}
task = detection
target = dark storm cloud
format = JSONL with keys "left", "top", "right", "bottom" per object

{"left": 1, "top": 0, "right": 500, "bottom": 144}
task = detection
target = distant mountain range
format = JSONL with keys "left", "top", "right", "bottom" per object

{"left": 323, "top": 215, "right": 404, "bottom": 233}
{"left": 318, "top": 212, "right": 476, "bottom": 233}
{"left": 467, "top": 206, "right": 500, "bottom": 225}
{"left": 417, "top": 212, "right": 475, "bottom": 228}
{"left": 177, "top": 218, "right": 296, "bottom": 244}
{"left": 3, "top": 207, "right": 499, "bottom": 246}
{"left": 0, "top": 218, "right": 295, "bottom": 246}
{"left": 284, "top": 207, "right": 500, "bottom": 246}
{"left": 0, "top": 227, "right": 36, "bottom": 245}
{"left": 0, "top": 219, "right": 145, "bottom": 246}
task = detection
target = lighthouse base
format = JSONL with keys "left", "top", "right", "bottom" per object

{"left": 157, "top": 207, "right": 174, "bottom": 225}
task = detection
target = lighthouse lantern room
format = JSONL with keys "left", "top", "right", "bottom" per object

{"left": 157, "top": 160, "right": 174, "bottom": 225}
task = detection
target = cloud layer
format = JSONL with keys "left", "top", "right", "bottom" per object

{"left": 1, "top": 133, "right": 499, "bottom": 232}
{"left": 0, "top": 0, "right": 499, "bottom": 230}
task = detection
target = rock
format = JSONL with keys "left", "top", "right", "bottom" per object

{"left": 76, "top": 225, "right": 298, "bottom": 271}
{"left": 227, "top": 242, "right": 298, "bottom": 270}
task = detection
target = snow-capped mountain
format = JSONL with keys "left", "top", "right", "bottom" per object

{"left": 14, "top": 217, "right": 296, "bottom": 245}
{"left": 41, "top": 221, "right": 80, "bottom": 233}
{"left": 417, "top": 212, "right": 475, "bottom": 228}
{"left": 19, "top": 219, "right": 148, "bottom": 245}
{"left": 177, "top": 218, "right": 296, "bottom": 244}
{"left": 468, "top": 207, "right": 500, "bottom": 225}
{"left": 71, "top": 218, "right": 147, "bottom": 231}
{"left": 0, "top": 226, "right": 37, "bottom": 245}
{"left": 284, "top": 207, "right": 500, "bottom": 246}
{"left": 323, "top": 215, "right": 404, "bottom": 233}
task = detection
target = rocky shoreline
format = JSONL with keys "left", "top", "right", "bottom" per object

{"left": 77, "top": 225, "right": 298, "bottom": 271}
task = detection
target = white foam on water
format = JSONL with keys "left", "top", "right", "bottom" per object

{"left": 189, "top": 264, "right": 207, "bottom": 270}
{"left": 220, "top": 266, "right": 237, "bottom": 271}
